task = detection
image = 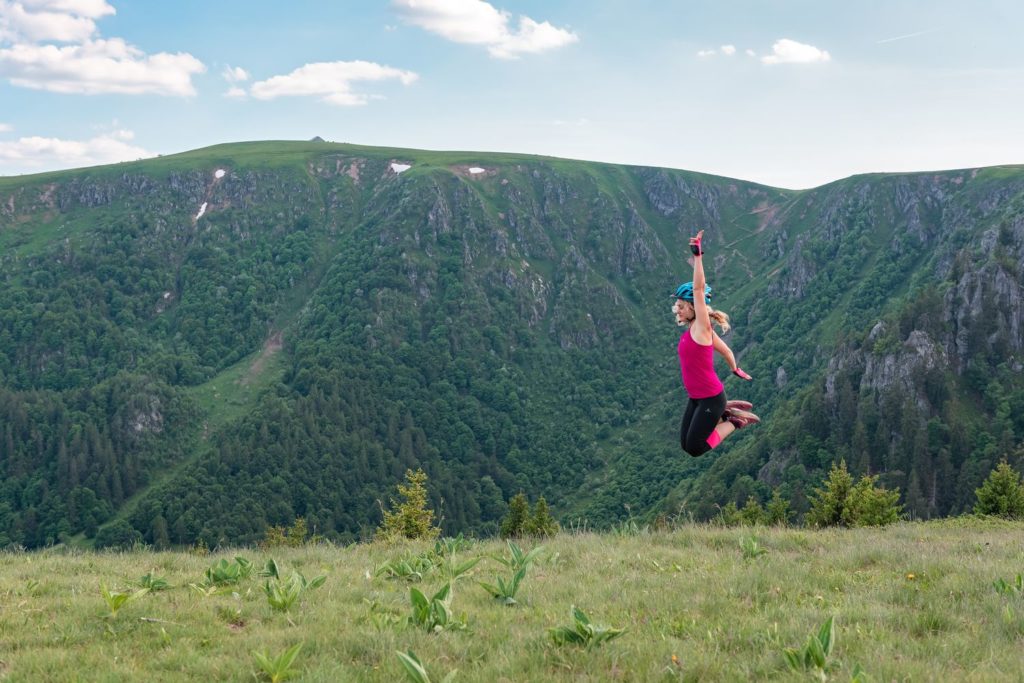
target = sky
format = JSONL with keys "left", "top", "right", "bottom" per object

{"left": 0, "top": 0, "right": 1022, "bottom": 189}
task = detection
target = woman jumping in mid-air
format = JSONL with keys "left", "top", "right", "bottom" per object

{"left": 673, "top": 230, "right": 760, "bottom": 457}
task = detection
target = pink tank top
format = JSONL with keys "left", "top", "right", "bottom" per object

{"left": 678, "top": 329, "right": 724, "bottom": 399}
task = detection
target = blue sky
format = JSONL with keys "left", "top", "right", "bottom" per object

{"left": 1, "top": 0, "right": 1022, "bottom": 188}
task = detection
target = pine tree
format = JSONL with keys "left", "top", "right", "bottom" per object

{"left": 738, "top": 497, "right": 767, "bottom": 526}
{"left": 377, "top": 468, "right": 441, "bottom": 541}
{"left": 765, "top": 490, "right": 792, "bottom": 526}
{"left": 806, "top": 460, "right": 854, "bottom": 527}
{"left": 974, "top": 461, "right": 1024, "bottom": 519}
{"left": 151, "top": 514, "right": 171, "bottom": 549}
{"left": 526, "top": 496, "right": 559, "bottom": 537}
{"left": 500, "top": 492, "right": 530, "bottom": 538}
{"left": 806, "top": 459, "right": 902, "bottom": 527}
{"left": 843, "top": 474, "right": 903, "bottom": 526}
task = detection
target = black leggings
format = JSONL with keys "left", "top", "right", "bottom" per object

{"left": 680, "top": 391, "right": 726, "bottom": 457}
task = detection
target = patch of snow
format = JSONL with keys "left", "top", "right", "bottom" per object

{"left": 195, "top": 202, "right": 207, "bottom": 220}
{"left": 468, "top": 167, "right": 485, "bottom": 174}
{"left": 215, "top": 169, "right": 226, "bottom": 179}
{"left": 163, "top": 291, "right": 172, "bottom": 299}
{"left": 391, "top": 163, "right": 411, "bottom": 174}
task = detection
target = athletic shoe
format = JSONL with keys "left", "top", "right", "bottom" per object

{"left": 726, "top": 408, "right": 761, "bottom": 429}
{"left": 725, "top": 399, "right": 753, "bottom": 411}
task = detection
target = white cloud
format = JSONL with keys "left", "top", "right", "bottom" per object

{"left": 745, "top": 48, "right": 756, "bottom": 57}
{"left": 697, "top": 45, "right": 736, "bottom": 59}
{"left": 221, "top": 64, "right": 248, "bottom": 82}
{"left": 223, "top": 85, "right": 246, "bottom": 98}
{"left": 0, "top": 0, "right": 205, "bottom": 95}
{"left": 0, "top": 128, "right": 153, "bottom": 170}
{"left": 0, "top": 38, "right": 205, "bottom": 95}
{"left": 19, "top": 0, "right": 115, "bottom": 18}
{"left": 249, "top": 60, "right": 418, "bottom": 106}
{"left": 393, "top": 0, "right": 577, "bottom": 59}
{"left": 0, "top": 122, "right": 11, "bottom": 131}
{"left": 761, "top": 38, "right": 831, "bottom": 65}
{"left": 0, "top": 1, "right": 102, "bottom": 42}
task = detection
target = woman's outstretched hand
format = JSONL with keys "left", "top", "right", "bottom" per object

{"left": 732, "top": 368, "right": 752, "bottom": 381}
{"left": 690, "top": 230, "right": 704, "bottom": 256}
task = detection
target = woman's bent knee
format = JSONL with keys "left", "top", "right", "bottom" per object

{"left": 682, "top": 441, "right": 710, "bottom": 457}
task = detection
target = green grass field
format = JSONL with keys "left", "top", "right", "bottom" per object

{"left": 3, "top": 518, "right": 1024, "bottom": 681}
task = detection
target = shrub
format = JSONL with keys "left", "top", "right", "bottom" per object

{"left": 765, "top": 490, "right": 793, "bottom": 526}
{"left": 713, "top": 501, "right": 743, "bottom": 527}
{"left": 739, "top": 497, "right": 767, "bottom": 526}
{"left": 94, "top": 520, "right": 143, "bottom": 550}
{"left": 843, "top": 475, "right": 902, "bottom": 526}
{"left": 262, "top": 517, "right": 322, "bottom": 548}
{"left": 806, "top": 460, "right": 902, "bottom": 527}
{"left": 501, "top": 493, "right": 559, "bottom": 537}
{"left": 500, "top": 493, "right": 530, "bottom": 538}
{"left": 974, "top": 461, "right": 1024, "bottom": 519}
{"left": 714, "top": 496, "right": 778, "bottom": 527}
{"left": 527, "top": 496, "right": 559, "bottom": 537}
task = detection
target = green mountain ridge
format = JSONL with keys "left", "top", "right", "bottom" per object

{"left": 1, "top": 141, "right": 1022, "bottom": 548}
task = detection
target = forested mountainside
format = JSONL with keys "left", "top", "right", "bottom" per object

{"left": 1, "top": 141, "right": 1022, "bottom": 548}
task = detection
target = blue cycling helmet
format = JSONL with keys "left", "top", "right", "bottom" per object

{"left": 672, "top": 281, "right": 712, "bottom": 304}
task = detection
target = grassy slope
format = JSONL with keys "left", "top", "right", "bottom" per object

{"left": 3, "top": 519, "right": 1024, "bottom": 682}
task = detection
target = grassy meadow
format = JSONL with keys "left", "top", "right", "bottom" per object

{"left": 2, "top": 518, "right": 1024, "bottom": 681}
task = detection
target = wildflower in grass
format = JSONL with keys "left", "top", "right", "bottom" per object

{"left": 138, "top": 573, "right": 170, "bottom": 591}
{"left": 253, "top": 642, "right": 303, "bottom": 683}
{"left": 740, "top": 536, "right": 767, "bottom": 559}
{"left": 782, "top": 616, "right": 837, "bottom": 678}
{"left": 100, "top": 583, "right": 149, "bottom": 619}
{"left": 264, "top": 572, "right": 326, "bottom": 613}
{"left": 203, "top": 556, "right": 254, "bottom": 586}
{"left": 993, "top": 574, "right": 1024, "bottom": 596}
{"left": 408, "top": 583, "right": 467, "bottom": 632}
{"left": 548, "top": 606, "right": 625, "bottom": 650}
{"left": 396, "top": 650, "right": 457, "bottom": 683}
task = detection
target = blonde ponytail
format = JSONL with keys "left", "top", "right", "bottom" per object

{"left": 708, "top": 307, "right": 731, "bottom": 334}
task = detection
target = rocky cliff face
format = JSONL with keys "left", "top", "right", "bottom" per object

{"left": 720, "top": 168, "right": 1024, "bottom": 519}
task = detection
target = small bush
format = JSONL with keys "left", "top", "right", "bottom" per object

{"left": 765, "top": 490, "right": 793, "bottom": 526}
{"left": 94, "top": 520, "right": 143, "bottom": 550}
{"left": 714, "top": 494, "right": 786, "bottom": 527}
{"left": 527, "top": 496, "right": 559, "bottom": 537}
{"left": 713, "top": 501, "right": 743, "bottom": 527}
{"left": 806, "top": 460, "right": 902, "bottom": 527}
{"left": 501, "top": 493, "right": 559, "bottom": 537}
{"left": 739, "top": 497, "right": 767, "bottom": 526}
{"left": 262, "top": 517, "right": 322, "bottom": 549}
{"left": 500, "top": 493, "right": 530, "bottom": 537}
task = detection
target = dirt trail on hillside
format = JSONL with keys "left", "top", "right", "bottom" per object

{"left": 242, "top": 331, "right": 283, "bottom": 386}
